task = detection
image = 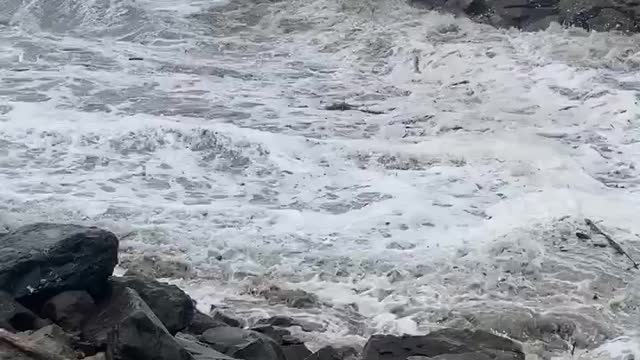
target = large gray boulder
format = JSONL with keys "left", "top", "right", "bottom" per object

{"left": 0, "top": 223, "right": 119, "bottom": 301}
{"left": 362, "top": 328, "right": 524, "bottom": 360}
{"left": 42, "top": 291, "right": 96, "bottom": 332}
{"left": 82, "top": 287, "right": 191, "bottom": 360}
{"left": 177, "top": 333, "right": 237, "bottom": 360}
{"left": 111, "top": 273, "right": 195, "bottom": 335}
{"left": 200, "top": 326, "right": 286, "bottom": 360}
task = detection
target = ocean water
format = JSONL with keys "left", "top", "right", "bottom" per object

{"left": 1, "top": 0, "right": 640, "bottom": 358}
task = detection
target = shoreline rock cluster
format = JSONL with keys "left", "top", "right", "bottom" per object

{"left": 0, "top": 223, "right": 526, "bottom": 360}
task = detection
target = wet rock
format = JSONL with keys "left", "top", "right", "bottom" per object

{"left": 82, "top": 287, "right": 191, "bottom": 360}
{"left": 201, "top": 326, "right": 286, "bottom": 360}
{"left": 176, "top": 333, "right": 237, "bottom": 360}
{"left": 84, "top": 353, "right": 107, "bottom": 360}
{"left": 0, "top": 223, "right": 118, "bottom": 301}
{"left": 0, "top": 291, "right": 50, "bottom": 332}
{"left": 282, "top": 342, "right": 312, "bottom": 360}
{"left": 256, "top": 316, "right": 325, "bottom": 333}
{"left": 362, "top": 328, "right": 524, "bottom": 360}
{"left": 386, "top": 241, "right": 416, "bottom": 250}
{"left": 411, "top": 0, "right": 640, "bottom": 32}
{"left": 0, "top": 325, "right": 78, "bottom": 360}
{"left": 212, "top": 310, "right": 243, "bottom": 328}
{"left": 111, "top": 273, "right": 195, "bottom": 334}
{"left": 261, "top": 287, "right": 319, "bottom": 309}
{"left": 305, "top": 346, "right": 359, "bottom": 360}
{"left": 42, "top": 291, "right": 96, "bottom": 332}
{"left": 187, "top": 310, "right": 229, "bottom": 335}
{"left": 251, "top": 325, "right": 292, "bottom": 344}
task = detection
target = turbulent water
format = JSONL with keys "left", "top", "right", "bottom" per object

{"left": 1, "top": 0, "right": 640, "bottom": 358}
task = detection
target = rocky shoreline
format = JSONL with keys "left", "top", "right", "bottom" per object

{"left": 0, "top": 223, "right": 525, "bottom": 360}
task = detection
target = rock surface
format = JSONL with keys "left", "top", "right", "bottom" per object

{"left": 305, "top": 346, "right": 359, "bottom": 360}
{"left": 411, "top": 0, "right": 640, "bottom": 32}
{"left": 177, "top": 333, "right": 237, "bottom": 360}
{"left": 42, "top": 291, "right": 96, "bottom": 332}
{"left": 187, "top": 310, "right": 229, "bottom": 335}
{"left": 0, "top": 291, "right": 50, "bottom": 332}
{"left": 111, "top": 274, "right": 195, "bottom": 335}
{"left": 201, "top": 326, "right": 286, "bottom": 360}
{"left": 260, "top": 287, "right": 319, "bottom": 309}
{"left": 82, "top": 287, "right": 191, "bottom": 360}
{"left": 0, "top": 223, "right": 118, "bottom": 301}
{"left": 362, "top": 329, "right": 524, "bottom": 360}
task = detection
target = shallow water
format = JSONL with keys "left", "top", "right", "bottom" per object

{"left": 1, "top": 0, "right": 640, "bottom": 358}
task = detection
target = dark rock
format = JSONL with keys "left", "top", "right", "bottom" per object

{"left": 176, "top": 333, "right": 237, "bottom": 360}
{"left": 251, "top": 325, "right": 291, "bottom": 344}
{"left": 411, "top": 0, "right": 640, "bottom": 32}
{"left": 42, "top": 291, "right": 96, "bottom": 332}
{"left": 254, "top": 316, "right": 326, "bottom": 333}
{"left": 283, "top": 343, "right": 312, "bottom": 360}
{"left": 82, "top": 287, "right": 191, "bottom": 360}
{"left": 0, "top": 324, "right": 78, "bottom": 360}
{"left": 0, "top": 223, "right": 118, "bottom": 302}
{"left": 257, "top": 316, "right": 294, "bottom": 328}
{"left": 305, "top": 346, "right": 359, "bottom": 360}
{"left": 362, "top": 328, "right": 524, "bottom": 360}
{"left": 111, "top": 274, "right": 195, "bottom": 334}
{"left": 260, "top": 287, "right": 319, "bottom": 309}
{"left": 200, "top": 326, "right": 286, "bottom": 360}
{"left": 187, "top": 310, "right": 229, "bottom": 335}
{"left": 0, "top": 291, "right": 50, "bottom": 332}
{"left": 212, "top": 310, "right": 243, "bottom": 328}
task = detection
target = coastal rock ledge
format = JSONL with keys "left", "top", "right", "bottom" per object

{"left": 0, "top": 223, "right": 524, "bottom": 360}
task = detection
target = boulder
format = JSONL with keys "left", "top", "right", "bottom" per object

{"left": 0, "top": 223, "right": 118, "bottom": 301}
{"left": 0, "top": 291, "right": 50, "bottom": 332}
{"left": 212, "top": 310, "right": 243, "bottom": 328}
{"left": 362, "top": 329, "right": 524, "bottom": 360}
{"left": 260, "top": 287, "right": 319, "bottom": 309}
{"left": 111, "top": 274, "right": 195, "bottom": 334}
{"left": 251, "top": 325, "right": 292, "bottom": 344}
{"left": 42, "top": 291, "right": 96, "bottom": 332}
{"left": 200, "top": 326, "right": 286, "bottom": 360}
{"left": 0, "top": 325, "right": 78, "bottom": 360}
{"left": 82, "top": 287, "right": 191, "bottom": 360}
{"left": 177, "top": 333, "right": 237, "bottom": 360}
{"left": 250, "top": 326, "right": 311, "bottom": 360}
{"left": 305, "top": 346, "right": 359, "bottom": 360}
{"left": 187, "top": 310, "right": 229, "bottom": 335}
{"left": 256, "top": 316, "right": 325, "bottom": 332}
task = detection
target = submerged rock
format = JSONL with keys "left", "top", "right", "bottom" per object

{"left": 411, "top": 0, "right": 640, "bottom": 32}
{"left": 362, "top": 328, "right": 524, "bottom": 360}
{"left": 42, "top": 291, "right": 96, "bottom": 332}
{"left": 0, "top": 223, "right": 118, "bottom": 301}
{"left": 82, "top": 287, "right": 191, "bottom": 360}
{"left": 261, "top": 287, "right": 319, "bottom": 309}
{"left": 0, "top": 291, "right": 50, "bottom": 332}
{"left": 111, "top": 273, "right": 195, "bottom": 334}
{"left": 201, "top": 326, "right": 286, "bottom": 360}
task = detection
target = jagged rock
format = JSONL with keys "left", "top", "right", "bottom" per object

{"left": 251, "top": 325, "right": 291, "bottom": 344}
{"left": 0, "top": 325, "right": 78, "bottom": 360}
{"left": 0, "top": 291, "right": 50, "bottom": 332}
{"left": 305, "top": 346, "right": 359, "bottom": 360}
{"left": 260, "top": 287, "right": 319, "bottom": 309}
{"left": 201, "top": 326, "right": 286, "bottom": 360}
{"left": 212, "top": 310, "right": 243, "bottom": 328}
{"left": 362, "top": 328, "right": 524, "bottom": 360}
{"left": 82, "top": 287, "right": 191, "bottom": 360}
{"left": 42, "top": 291, "right": 96, "bottom": 332}
{"left": 187, "top": 310, "right": 229, "bottom": 335}
{"left": 111, "top": 274, "right": 195, "bottom": 334}
{"left": 176, "top": 333, "right": 236, "bottom": 360}
{"left": 250, "top": 325, "right": 311, "bottom": 360}
{"left": 0, "top": 223, "right": 118, "bottom": 301}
